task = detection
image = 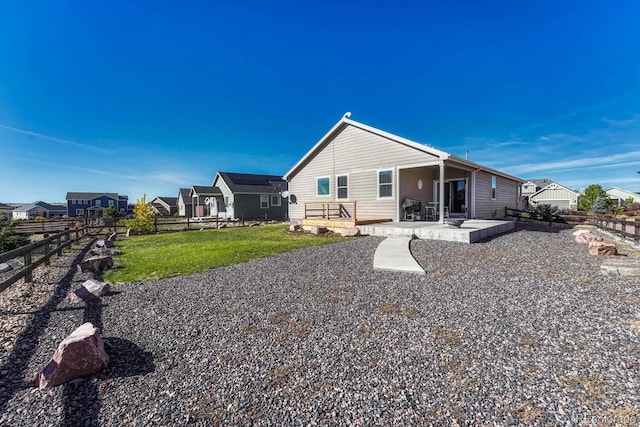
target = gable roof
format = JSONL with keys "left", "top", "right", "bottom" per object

{"left": 605, "top": 187, "right": 640, "bottom": 199}
{"left": 530, "top": 182, "right": 579, "bottom": 198}
{"left": 153, "top": 196, "right": 177, "bottom": 206}
{"left": 284, "top": 113, "right": 522, "bottom": 183}
{"left": 215, "top": 172, "right": 287, "bottom": 194}
{"left": 13, "top": 201, "right": 67, "bottom": 212}
{"left": 191, "top": 186, "right": 222, "bottom": 196}
{"left": 66, "top": 192, "right": 120, "bottom": 200}
{"left": 178, "top": 188, "right": 192, "bottom": 203}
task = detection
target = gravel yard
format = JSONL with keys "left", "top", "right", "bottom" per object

{"left": 1, "top": 224, "right": 639, "bottom": 425}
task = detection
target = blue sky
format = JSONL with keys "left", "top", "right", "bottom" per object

{"left": 1, "top": 0, "right": 639, "bottom": 203}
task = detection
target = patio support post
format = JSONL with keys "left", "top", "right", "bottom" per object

{"left": 439, "top": 161, "right": 445, "bottom": 224}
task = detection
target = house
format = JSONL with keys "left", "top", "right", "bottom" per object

{"left": 11, "top": 201, "right": 67, "bottom": 220}
{"left": 211, "top": 172, "right": 288, "bottom": 220}
{"left": 0, "top": 202, "right": 14, "bottom": 220}
{"left": 605, "top": 187, "right": 640, "bottom": 206}
{"left": 66, "top": 192, "right": 129, "bottom": 217}
{"left": 284, "top": 113, "right": 523, "bottom": 224}
{"left": 190, "top": 186, "right": 223, "bottom": 218}
{"left": 151, "top": 196, "right": 178, "bottom": 216}
{"left": 177, "top": 188, "right": 193, "bottom": 217}
{"left": 524, "top": 179, "right": 579, "bottom": 210}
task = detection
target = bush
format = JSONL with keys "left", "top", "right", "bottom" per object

{"left": 534, "top": 204, "right": 559, "bottom": 220}
{"left": 124, "top": 195, "right": 155, "bottom": 234}
{"left": 0, "top": 224, "right": 31, "bottom": 253}
{"left": 590, "top": 196, "right": 610, "bottom": 214}
{"left": 625, "top": 202, "right": 640, "bottom": 212}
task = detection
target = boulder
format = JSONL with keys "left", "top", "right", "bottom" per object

{"left": 310, "top": 226, "right": 328, "bottom": 235}
{"left": 600, "top": 258, "right": 640, "bottom": 277}
{"left": 572, "top": 229, "right": 591, "bottom": 237}
{"left": 95, "top": 239, "right": 115, "bottom": 249}
{"left": 126, "top": 228, "right": 138, "bottom": 237}
{"left": 575, "top": 233, "right": 603, "bottom": 243}
{"left": 217, "top": 223, "right": 227, "bottom": 229}
{"left": 588, "top": 241, "right": 618, "bottom": 256}
{"left": 0, "top": 263, "right": 12, "bottom": 273}
{"left": 107, "top": 232, "right": 117, "bottom": 242}
{"left": 36, "top": 322, "right": 109, "bottom": 388}
{"left": 341, "top": 227, "right": 361, "bottom": 237}
{"left": 77, "top": 255, "right": 114, "bottom": 273}
{"left": 289, "top": 224, "right": 301, "bottom": 232}
{"left": 70, "top": 279, "right": 110, "bottom": 302}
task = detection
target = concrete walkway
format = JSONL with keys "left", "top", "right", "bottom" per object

{"left": 373, "top": 234, "right": 425, "bottom": 275}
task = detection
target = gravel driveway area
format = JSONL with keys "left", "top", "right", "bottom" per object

{"left": 1, "top": 224, "right": 639, "bottom": 426}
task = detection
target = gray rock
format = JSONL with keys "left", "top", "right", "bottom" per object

{"left": 600, "top": 258, "right": 640, "bottom": 276}
{"left": 77, "top": 255, "right": 114, "bottom": 273}
{"left": 0, "top": 263, "right": 12, "bottom": 273}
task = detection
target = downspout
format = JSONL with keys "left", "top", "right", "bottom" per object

{"left": 439, "top": 161, "right": 445, "bottom": 224}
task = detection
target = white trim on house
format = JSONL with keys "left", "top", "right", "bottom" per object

{"left": 377, "top": 169, "right": 394, "bottom": 200}
{"left": 605, "top": 187, "right": 640, "bottom": 205}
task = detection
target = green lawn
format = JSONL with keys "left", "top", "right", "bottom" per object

{"left": 103, "top": 225, "right": 346, "bottom": 283}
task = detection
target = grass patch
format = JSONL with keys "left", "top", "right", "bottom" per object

{"left": 103, "top": 225, "right": 345, "bottom": 282}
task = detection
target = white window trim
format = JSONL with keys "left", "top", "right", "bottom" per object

{"left": 270, "top": 194, "right": 281, "bottom": 206}
{"left": 260, "top": 194, "right": 269, "bottom": 209}
{"left": 377, "top": 169, "right": 394, "bottom": 200}
{"left": 316, "top": 176, "right": 331, "bottom": 197}
{"left": 336, "top": 174, "right": 349, "bottom": 200}
{"left": 76, "top": 208, "right": 84, "bottom": 216}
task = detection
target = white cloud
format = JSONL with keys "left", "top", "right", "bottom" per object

{"left": 507, "top": 150, "right": 640, "bottom": 175}
{"left": 0, "top": 124, "right": 110, "bottom": 153}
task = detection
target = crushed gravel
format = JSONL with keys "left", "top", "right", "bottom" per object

{"left": 1, "top": 223, "right": 639, "bottom": 426}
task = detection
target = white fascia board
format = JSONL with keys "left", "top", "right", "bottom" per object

{"left": 530, "top": 182, "right": 579, "bottom": 198}
{"left": 445, "top": 156, "right": 524, "bottom": 183}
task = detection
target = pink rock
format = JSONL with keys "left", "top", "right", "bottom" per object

{"left": 37, "top": 323, "right": 109, "bottom": 388}
{"left": 340, "top": 227, "right": 361, "bottom": 237}
{"left": 575, "top": 233, "right": 603, "bottom": 243}
{"left": 589, "top": 241, "right": 618, "bottom": 256}
{"left": 69, "top": 279, "right": 110, "bottom": 302}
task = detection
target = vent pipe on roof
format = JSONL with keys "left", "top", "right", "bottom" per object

{"left": 344, "top": 112, "right": 351, "bottom": 118}
{"left": 465, "top": 150, "right": 469, "bottom": 160}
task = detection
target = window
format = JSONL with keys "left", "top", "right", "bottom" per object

{"left": 260, "top": 195, "right": 269, "bottom": 209}
{"left": 83, "top": 200, "right": 88, "bottom": 205}
{"left": 337, "top": 175, "right": 348, "bottom": 200}
{"left": 378, "top": 170, "right": 393, "bottom": 198}
{"left": 491, "top": 176, "right": 497, "bottom": 200}
{"left": 271, "top": 195, "right": 281, "bottom": 206}
{"left": 316, "top": 176, "right": 330, "bottom": 197}
{"left": 108, "top": 200, "right": 114, "bottom": 206}
{"left": 76, "top": 209, "right": 84, "bottom": 216}
{"left": 224, "top": 196, "right": 229, "bottom": 207}
{"left": 95, "top": 199, "right": 102, "bottom": 207}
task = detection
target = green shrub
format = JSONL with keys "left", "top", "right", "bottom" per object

{"left": 124, "top": 195, "right": 155, "bottom": 234}
{"left": 590, "top": 196, "right": 610, "bottom": 214}
{"left": 0, "top": 224, "right": 31, "bottom": 253}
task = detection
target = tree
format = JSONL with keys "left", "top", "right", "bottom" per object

{"left": 103, "top": 205, "right": 120, "bottom": 226}
{"left": 124, "top": 195, "right": 155, "bottom": 234}
{"left": 578, "top": 184, "right": 608, "bottom": 212}
{"left": 0, "top": 223, "right": 30, "bottom": 253}
{"left": 590, "top": 196, "right": 610, "bottom": 214}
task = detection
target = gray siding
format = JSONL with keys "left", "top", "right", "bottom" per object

{"left": 531, "top": 187, "right": 578, "bottom": 208}
{"left": 474, "top": 172, "right": 519, "bottom": 219}
{"left": 233, "top": 194, "right": 288, "bottom": 220}
{"left": 289, "top": 125, "right": 439, "bottom": 220}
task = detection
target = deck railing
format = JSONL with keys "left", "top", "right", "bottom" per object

{"left": 304, "top": 201, "right": 357, "bottom": 220}
{"left": 0, "top": 227, "right": 91, "bottom": 293}
{"left": 593, "top": 217, "right": 640, "bottom": 243}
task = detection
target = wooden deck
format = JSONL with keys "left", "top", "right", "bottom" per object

{"left": 301, "top": 217, "right": 392, "bottom": 231}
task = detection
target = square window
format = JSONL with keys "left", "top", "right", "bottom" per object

{"left": 271, "top": 195, "right": 281, "bottom": 206}
{"left": 316, "top": 177, "right": 330, "bottom": 196}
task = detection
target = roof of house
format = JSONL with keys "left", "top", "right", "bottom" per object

{"left": 283, "top": 113, "right": 523, "bottom": 183}
{"left": 178, "top": 188, "right": 192, "bottom": 203}
{"left": 216, "top": 172, "right": 287, "bottom": 194}
{"left": 530, "top": 182, "right": 579, "bottom": 198}
{"left": 13, "top": 201, "right": 67, "bottom": 212}
{"left": 191, "top": 186, "right": 223, "bottom": 196}
{"left": 605, "top": 187, "right": 640, "bottom": 198}
{"left": 524, "top": 179, "right": 556, "bottom": 189}
{"left": 153, "top": 196, "right": 178, "bottom": 206}
{"left": 66, "top": 192, "right": 120, "bottom": 200}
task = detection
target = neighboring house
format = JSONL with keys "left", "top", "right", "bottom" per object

{"left": 66, "top": 192, "right": 129, "bottom": 217}
{"left": 177, "top": 188, "right": 193, "bottom": 217}
{"left": 211, "top": 172, "right": 288, "bottom": 220}
{"left": 11, "top": 201, "right": 67, "bottom": 220}
{"left": 0, "top": 202, "right": 14, "bottom": 220}
{"left": 284, "top": 113, "right": 523, "bottom": 223}
{"left": 151, "top": 196, "right": 178, "bottom": 216}
{"left": 605, "top": 187, "right": 640, "bottom": 206}
{"left": 526, "top": 180, "right": 579, "bottom": 210}
{"left": 190, "top": 186, "right": 223, "bottom": 218}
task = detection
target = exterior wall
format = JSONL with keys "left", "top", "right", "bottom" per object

{"left": 288, "top": 125, "right": 440, "bottom": 221}
{"left": 530, "top": 187, "right": 578, "bottom": 209}
{"left": 177, "top": 194, "right": 193, "bottom": 217}
{"left": 67, "top": 195, "right": 126, "bottom": 217}
{"left": 606, "top": 188, "right": 640, "bottom": 205}
{"left": 473, "top": 171, "right": 519, "bottom": 219}
{"left": 232, "top": 194, "right": 288, "bottom": 220}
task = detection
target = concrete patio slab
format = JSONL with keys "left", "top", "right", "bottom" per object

{"left": 360, "top": 219, "right": 515, "bottom": 243}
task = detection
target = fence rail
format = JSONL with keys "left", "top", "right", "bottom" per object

{"left": 593, "top": 217, "right": 640, "bottom": 242}
{"left": 0, "top": 227, "right": 91, "bottom": 293}
{"left": 304, "top": 202, "right": 357, "bottom": 220}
